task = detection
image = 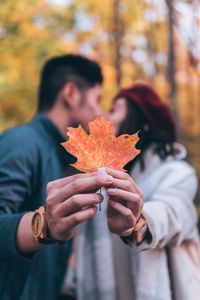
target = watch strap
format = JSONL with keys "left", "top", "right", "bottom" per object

{"left": 32, "top": 206, "right": 57, "bottom": 245}
{"left": 121, "top": 215, "right": 150, "bottom": 245}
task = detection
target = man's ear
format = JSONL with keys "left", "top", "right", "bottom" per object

{"left": 62, "top": 82, "right": 81, "bottom": 109}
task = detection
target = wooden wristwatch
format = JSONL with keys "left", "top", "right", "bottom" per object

{"left": 31, "top": 206, "right": 57, "bottom": 244}
{"left": 121, "top": 215, "right": 151, "bottom": 245}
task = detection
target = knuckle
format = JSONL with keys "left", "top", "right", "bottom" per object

{"left": 70, "top": 195, "right": 80, "bottom": 209}
{"left": 125, "top": 209, "right": 133, "bottom": 219}
{"left": 124, "top": 173, "right": 130, "bottom": 180}
{"left": 46, "top": 189, "right": 59, "bottom": 205}
{"left": 88, "top": 207, "right": 96, "bottom": 217}
{"left": 128, "top": 181, "right": 133, "bottom": 189}
{"left": 46, "top": 181, "right": 55, "bottom": 194}
{"left": 46, "top": 208, "right": 55, "bottom": 222}
{"left": 136, "top": 195, "right": 143, "bottom": 206}
{"left": 71, "top": 180, "right": 80, "bottom": 191}
{"left": 94, "top": 175, "right": 102, "bottom": 186}
{"left": 46, "top": 195, "right": 54, "bottom": 207}
{"left": 73, "top": 214, "right": 82, "bottom": 224}
{"left": 71, "top": 174, "right": 80, "bottom": 181}
{"left": 97, "top": 173, "right": 108, "bottom": 185}
{"left": 51, "top": 205, "right": 61, "bottom": 219}
{"left": 93, "top": 171, "right": 99, "bottom": 177}
{"left": 125, "top": 181, "right": 132, "bottom": 191}
{"left": 137, "top": 187, "right": 143, "bottom": 198}
{"left": 140, "top": 200, "right": 144, "bottom": 210}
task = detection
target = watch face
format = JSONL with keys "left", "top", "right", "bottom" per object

{"left": 32, "top": 212, "right": 43, "bottom": 237}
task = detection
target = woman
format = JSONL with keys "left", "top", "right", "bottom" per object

{"left": 69, "top": 83, "right": 200, "bottom": 300}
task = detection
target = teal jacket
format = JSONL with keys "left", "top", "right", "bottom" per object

{"left": 0, "top": 114, "right": 73, "bottom": 300}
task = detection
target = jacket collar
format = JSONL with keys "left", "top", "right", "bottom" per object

{"left": 32, "top": 113, "right": 65, "bottom": 144}
{"left": 130, "top": 143, "right": 187, "bottom": 184}
{"left": 31, "top": 113, "right": 75, "bottom": 166}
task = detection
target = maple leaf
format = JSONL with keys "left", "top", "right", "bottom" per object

{"left": 61, "top": 116, "right": 140, "bottom": 173}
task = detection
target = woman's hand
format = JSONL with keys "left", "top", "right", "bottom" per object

{"left": 105, "top": 168, "right": 143, "bottom": 237}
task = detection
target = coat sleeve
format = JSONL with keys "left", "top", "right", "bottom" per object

{"left": 129, "top": 161, "right": 199, "bottom": 251}
{"left": 0, "top": 127, "right": 37, "bottom": 260}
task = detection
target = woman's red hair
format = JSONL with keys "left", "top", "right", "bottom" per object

{"left": 115, "top": 82, "right": 176, "bottom": 142}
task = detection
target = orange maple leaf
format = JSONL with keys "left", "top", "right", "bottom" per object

{"left": 61, "top": 116, "right": 140, "bottom": 173}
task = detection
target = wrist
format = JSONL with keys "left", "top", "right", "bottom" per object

{"left": 17, "top": 212, "right": 45, "bottom": 254}
{"left": 134, "top": 215, "right": 148, "bottom": 244}
{"left": 31, "top": 206, "right": 57, "bottom": 245}
{"left": 121, "top": 214, "right": 148, "bottom": 245}
{"left": 120, "top": 227, "right": 135, "bottom": 238}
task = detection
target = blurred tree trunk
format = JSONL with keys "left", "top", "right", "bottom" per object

{"left": 165, "top": 0, "right": 179, "bottom": 129}
{"left": 191, "top": 0, "right": 200, "bottom": 138}
{"left": 112, "top": 0, "right": 124, "bottom": 87}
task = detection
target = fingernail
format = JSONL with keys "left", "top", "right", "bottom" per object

{"left": 97, "top": 192, "right": 103, "bottom": 199}
{"left": 97, "top": 194, "right": 104, "bottom": 202}
{"left": 103, "top": 175, "right": 113, "bottom": 183}
{"left": 133, "top": 194, "right": 140, "bottom": 200}
{"left": 107, "top": 188, "right": 115, "bottom": 194}
{"left": 98, "top": 167, "right": 106, "bottom": 173}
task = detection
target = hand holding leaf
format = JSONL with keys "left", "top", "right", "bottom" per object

{"left": 62, "top": 116, "right": 141, "bottom": 211}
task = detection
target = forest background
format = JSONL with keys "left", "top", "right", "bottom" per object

{"left": 1, "top": 0, "right": 200, "bottom": 212}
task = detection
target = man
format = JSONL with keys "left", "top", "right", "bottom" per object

{"left": 0, "top": 55, "right": 143, "bottom": 300}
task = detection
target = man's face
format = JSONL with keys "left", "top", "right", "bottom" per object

{"left": 71, "top": 84, "right": 103, "bottom": 132}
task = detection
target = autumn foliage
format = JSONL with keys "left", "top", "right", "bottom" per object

{"left": 62, "top": 116, "right": 140, "bottom": 173}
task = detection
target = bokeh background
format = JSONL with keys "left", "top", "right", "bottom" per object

{"left": 0, "top": 0, "right": 200, "bottom": 210}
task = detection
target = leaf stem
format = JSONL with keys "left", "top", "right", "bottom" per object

{"left": 99, "top": 187, "right": 102, "bottom": 211}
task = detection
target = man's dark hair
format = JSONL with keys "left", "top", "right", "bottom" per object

{"left": 38, "top": 54, "right": 103, "bottom": 112}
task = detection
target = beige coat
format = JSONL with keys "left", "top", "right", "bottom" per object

{"left": 127, "top": 143, "right": 200, "bottom": 300}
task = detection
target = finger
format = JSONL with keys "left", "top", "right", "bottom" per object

{"left": 105, "top": 168, "right": 143, "bottom": 197}
{"left": 59, "top": 193, "right": 103, "bottom": 216}
{"left": 107, "top": 188, "right": 143, "bottom": 215}
{"left": 47, "top": 171, "right": 101, "bottom": 192}
{"left": 61, "top": 206, "right": 97, "bottom": 229}
{"left": 58, "top": 173, "right": 113, "bottom": 202}
{"left": 108, "top": 200, "right": 135, "bottom": 228}
{"left": 109, "top": 178, "right": 134, "bottom": 192}
{"left": 107, "top": 188, "right": 141, "bottom": 204}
